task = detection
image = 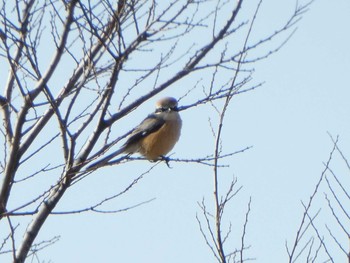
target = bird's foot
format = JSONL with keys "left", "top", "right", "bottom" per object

{"left": 160, "top": 155, "right": 172, "bottom": 168}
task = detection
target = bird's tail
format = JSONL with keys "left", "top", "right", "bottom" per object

{"left": 85, "top": 146, "right": 126, "bottom": 171}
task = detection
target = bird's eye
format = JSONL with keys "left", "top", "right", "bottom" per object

{"left": 155, "top": 106, "right": 177, "bottom": 113}
{"left": 156, "top": 107, "right": 167, "bottom": 113}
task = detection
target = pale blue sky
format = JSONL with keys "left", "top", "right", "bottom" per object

{"left": 1, "top": 0, "right": 350, "bottom": 262}
{"left": 36, "top": 0, "right": 350, "bottom": 262}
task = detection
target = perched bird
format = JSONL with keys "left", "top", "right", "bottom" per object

{"left": 88, "top": 97, "right": 182, "bottom": 169}
{"left": 120, "top": 96, "right": 182, "bottom": 160}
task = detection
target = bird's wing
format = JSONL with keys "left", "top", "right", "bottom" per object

{"left": 123, "top": 113, "right": 165, "bottom": 148}
{"left": 86, "top": 114, "right": 165, "bottom": 170}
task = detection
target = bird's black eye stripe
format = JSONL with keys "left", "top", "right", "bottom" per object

{"left": 155, "top": 106, "right": 178, "bottom": 113}
{"left": 156, "top": 107, "right": 167, "bottom": 113}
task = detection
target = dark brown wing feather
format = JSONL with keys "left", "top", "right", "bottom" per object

{"left": 123, "top": 113, "right": 165, "bottom": 148}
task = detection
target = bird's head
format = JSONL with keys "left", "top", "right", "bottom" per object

{"left": 155, "top": 97, "right": 179, "bottom": 113}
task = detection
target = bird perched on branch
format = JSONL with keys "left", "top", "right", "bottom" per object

{"left": 120, "top": 96, "right": 182, "bottom": 160}
{"left": 88, "top": 97, "right": 182, "bottom": 169}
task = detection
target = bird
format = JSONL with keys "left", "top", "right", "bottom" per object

{"left": 88, "top": 97, "right": 182, "bottom": 169}
{"left": 121, "top": 96, "right": 182, "bottom": 160}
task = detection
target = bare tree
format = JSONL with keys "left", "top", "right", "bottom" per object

{"left": 286, "top": 134, "right": 350, "bottom": 262}
{"left": 193, "top": 1, "right": 314, "bottom": 262}
{"left": 0, "top": 0, "right": 312, "bottom": 262}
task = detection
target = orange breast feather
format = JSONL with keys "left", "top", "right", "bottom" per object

{"left": 139, "top": 119, "right": 181, "bottom": 160}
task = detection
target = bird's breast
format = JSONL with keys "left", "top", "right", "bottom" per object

{"left": 140, "top": 114, "right": 182, "bottom": 160}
